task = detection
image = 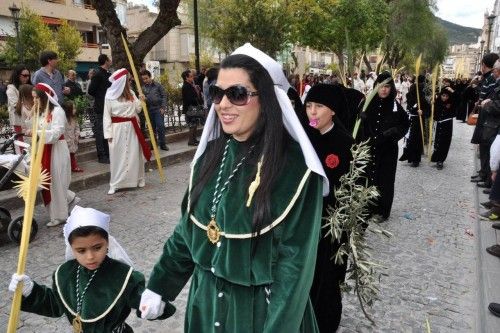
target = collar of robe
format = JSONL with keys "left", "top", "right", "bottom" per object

{"left": 187, "top": 157, "right": 312, "bottom": 240}
{"left": 54, "top": 260, "right": 134, "bottom": 322}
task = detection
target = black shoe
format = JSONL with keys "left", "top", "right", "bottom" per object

{"left": 477, "top": 182, "right": 491, "bottom": 188}
{"left": 488, "top": 303, "right": 500, "bottom": 317}
{"left": 471, "top": 174, "right": 481, "bottom": 180}
{"left": 160, "top": 145, "right": 169, "bottom": 151}
{"left": 484, "top": 189, "right": 492, "bottom": 195}
{"left": 481, "top": 201, "right": 494, "bottom": 209}
{"left": 188, "top": 141, "right": 199, "bottom": 146}
{"left": 486, "top": 245, "right": 500, "bottom": 258}
{"left": 410, "top": 162, "right": 419, "bottom": 167}
{"left": 436, "top": 162, "right": 443, "bottom": 170}
{"left": 471, "top": 178, "right": 485, "bottom": 183}
{"left": 98, "top": 158, "right": 110, "bottom": 164}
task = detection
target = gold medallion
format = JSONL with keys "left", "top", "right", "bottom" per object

{"left": 207, "top": 219, "right": 221, "bottom": 244}
{"left": 72, "top": 314, "right": 83, "bottom": 333}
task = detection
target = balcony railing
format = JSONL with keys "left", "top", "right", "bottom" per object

{"left": 83, "top": 43, "right": 98, "bottom": 48}
{"left": 72, "top": 0, "right": 95, "bottom": 10}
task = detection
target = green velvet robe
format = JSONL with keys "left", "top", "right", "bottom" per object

{"left": 148, "top": 139, "right": 323, "bottom": 333}
{"left": 20, "top": 256, "right": 174, "bottom": 332}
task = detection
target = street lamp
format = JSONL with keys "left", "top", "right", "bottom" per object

{"left": 8, "top": 3, "right": 22, "bottom": 62}
{"left": 487, "top": 12, "right": 497, "bottom": 53}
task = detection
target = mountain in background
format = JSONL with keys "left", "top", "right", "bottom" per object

{"left": 436, "top": 17, "right": 481, "bottom": 45}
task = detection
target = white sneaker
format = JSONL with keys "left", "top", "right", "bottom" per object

{"left": 107, "top": 188, "right": 116, "bottom": 195}
{"left": 46, "top": 219, "right": 65, "bottom": 227}
{"left": 138, "top": 180, "right": 145, "bottom": 188}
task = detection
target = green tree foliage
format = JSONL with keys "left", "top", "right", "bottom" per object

{"left": 198, "top": 0, "right": 293, "bottom": 57}
{"left": 1, "top": 8, "right": 82, "bottom": 73}
{"left": 2, "top": 7, "right": 56, "bottom": 70}
{"left": 383, "top": 0, "right": 447, "bottom": 69}
{"left": 291, "top": 0, "right": 389, "bottom": 74}
{"left": 54, "top": 20, "right": 83, "bottom": 74}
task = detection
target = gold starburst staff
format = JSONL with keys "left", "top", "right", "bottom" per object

{"left": 427, "top": 64, "right": 440, "bottom": 160}
{"left": 121, "top": 33, "right": 165, "bottom": 183}
{"left": 415, "top": 54, "right": 426, "bottom": 154}
{"left": 7, "top": 101, "right": 49, "bottom": 333}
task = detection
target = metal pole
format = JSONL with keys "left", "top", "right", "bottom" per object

{"left": 193, "top": 0, "right": 200, "bottom": 73}
{"left": 14, "top": 21, "right": 22, "bottom": 62}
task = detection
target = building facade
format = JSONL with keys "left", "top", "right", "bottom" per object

{"left": 443, "top": 43, "right": 481, "bottom": 78}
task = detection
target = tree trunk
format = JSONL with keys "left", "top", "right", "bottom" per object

{"left": 91, "top": 0, "right": 181, "bottom": 71}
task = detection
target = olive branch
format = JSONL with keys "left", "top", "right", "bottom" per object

{"left": 324, "top": 140, "right": 392, "bottom": 324}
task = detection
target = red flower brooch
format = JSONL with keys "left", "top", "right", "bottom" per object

{"left": 325, "top": 154, "right": 340, "bottom": 169}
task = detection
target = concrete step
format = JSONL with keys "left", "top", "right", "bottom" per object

{"left": 0, "top": 137, "right": 198, "bottom": 210}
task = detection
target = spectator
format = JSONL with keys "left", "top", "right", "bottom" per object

{"left": 140, "top": 70, "right": 169, "bottom": 151}
{"left": 32, "top": 51, "right": 69, "bottom": 103}
{"left": 181, "top": 69, "right": 203, "bottom": 146}
{"left": 88, "top": 54, "right": 112, "bottom": 164}
{"left": 62, "top": 100, "right": 83, "bottom": 173}
{"left": 0, "top": 80, "right": 7, "bottom": 106}
{"left": 7, "top": 65, "right": 32, "bottom": 140}
{"left": 63, "top": 69, "right": 83, "bottom": 100}
{"left": 203, "top": 67, "right": 219, "bottom": 110}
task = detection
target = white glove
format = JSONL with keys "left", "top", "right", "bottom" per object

{"left": 9, "top": 273, "right": 34, "bottom": 297}
{"left": 139, "top": 289, "right": 166, "bottom": 320}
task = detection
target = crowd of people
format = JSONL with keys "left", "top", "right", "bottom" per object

{"left": 4, "top": 43, "right": 500, "bottom": 331}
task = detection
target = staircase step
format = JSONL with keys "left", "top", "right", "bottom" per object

{"left": 0, "top": 139, "right": 197, "bottom": 210}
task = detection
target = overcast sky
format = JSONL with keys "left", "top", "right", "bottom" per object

{"left": 435, "top": 0, "right": 494, "bottom": 28}
{"left": 132, "top": 0, "right": 494, "bottom": 29}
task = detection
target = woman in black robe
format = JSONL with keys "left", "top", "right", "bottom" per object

{"left": 431, "top": 87, "right": 456, "bottom": 169}
{"left": 359, "top": 71, "right": 410, "bottom": 219}
{"left": 400, "top": 75, "right": 430, "bottom": 167}
{"left": 297, "top": 84, "right": 354, "bottom": 332}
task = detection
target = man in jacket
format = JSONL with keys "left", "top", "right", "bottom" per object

{"left": 141, "top": 70, "right": 169, "bottom": 151}
{"left": 87, "top": 54, "right": 112, "bottom": 164}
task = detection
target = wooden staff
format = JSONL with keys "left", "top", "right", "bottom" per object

{"left": 121, "top": 33, "right": 165, "bottom": 182}
{"left": 427, "top": 64, "right": 439, "bottom": 160}
{"left": 7, "top": 102, "right": 47, "bottom": 332}
{"left": 415, "top": 54, "right": 426, "bottom": 154}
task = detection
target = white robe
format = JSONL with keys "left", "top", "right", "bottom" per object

{"left": 103, "top": 96, "right": 145, "bottom": 191}
{"left": 40, "top": 106, "right": 75, "bottom": 221}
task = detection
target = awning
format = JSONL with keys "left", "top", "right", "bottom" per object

{"left": 75, "top": 62, "right": 98, "bottom": 78}
{"left": 42, "top": 17, "right": 62, "bottom": 25}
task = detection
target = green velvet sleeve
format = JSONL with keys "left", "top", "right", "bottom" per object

{"left": 21, "top": 281, "right": 65, "bottom": 318}
{"left": 147, "top": 191, "right": 195, "bottom": 302}
{"left": 263, "top": 173, "right": 323, "bottom": 332}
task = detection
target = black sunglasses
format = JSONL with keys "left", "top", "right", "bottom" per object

{"left": 209, "top": 85, "right": 258, "bottom": 106}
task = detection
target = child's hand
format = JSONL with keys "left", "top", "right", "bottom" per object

{"left": 140, "top": 289, "right": 165, "bottom": 320}
{"left": 9, "top": 273, "right": 34, "bottom": 297}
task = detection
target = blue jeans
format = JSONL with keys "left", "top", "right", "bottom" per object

{"left": 149, "top": 110, "right": 166, "bottom": 146}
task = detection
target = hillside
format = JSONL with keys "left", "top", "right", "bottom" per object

{"left": 437, "top": 17, "right": 481, "bottom": 45}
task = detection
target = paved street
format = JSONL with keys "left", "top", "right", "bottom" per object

{"left": 0, "top": 121, "right": 490, "bottom": 332}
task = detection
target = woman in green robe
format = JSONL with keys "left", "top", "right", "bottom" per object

{"left": 140, "top": 44, "right": 329, "bottom": 332}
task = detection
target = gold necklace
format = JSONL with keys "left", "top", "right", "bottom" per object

{"left": 207, "top": 139, "right": 254, "bottom": 244}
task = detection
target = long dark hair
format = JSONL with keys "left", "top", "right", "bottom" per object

{"left": 190, "top": 54, "right": 289, "bottom": 236}
{"left": 33, "top": 88, "right": 55, "bottom": 114}
{"left": 9, "top": 65, "right": 31, "bottom": 89}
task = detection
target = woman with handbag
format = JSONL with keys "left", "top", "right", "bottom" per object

{"left": 182, "top": 70, "right": 204, "bottom": 146}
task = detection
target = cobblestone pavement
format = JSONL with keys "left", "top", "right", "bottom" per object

{"left": 0, "top": 121, "right": 479, "bottom": 332}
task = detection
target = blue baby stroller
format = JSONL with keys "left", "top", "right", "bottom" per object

{"left": 0, "top": 133, "right": 38, "bottom": 244}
